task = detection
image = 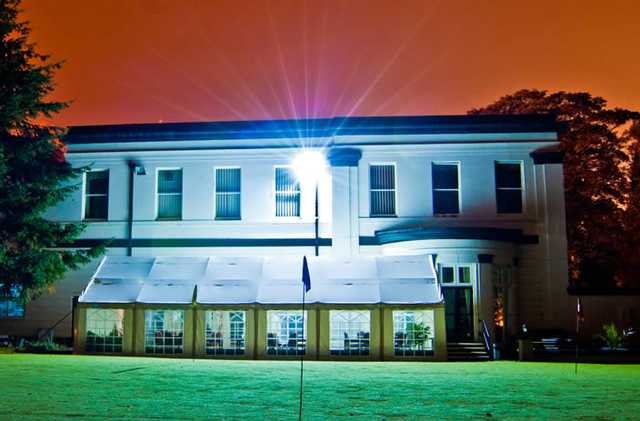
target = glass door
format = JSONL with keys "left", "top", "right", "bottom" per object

{"left": 443, "top": 287, "right": 474, "bottom": 342}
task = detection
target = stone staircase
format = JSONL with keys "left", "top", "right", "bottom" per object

{"left": 447, "top": 342, "right": 491, "bottom": 361}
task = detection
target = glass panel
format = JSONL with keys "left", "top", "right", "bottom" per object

{"left": 216, "top": 194, "right": 241, "bottom": 219}
{"left": 370, "top": 165, "right": 395, "bottom": 190}
{"left": 275, "top": 167, "right": 300, "bottom": 217}
{"left": 432, "top": 164, "right": 458, "bottom": 189}
{"left": 440, "top": 267, "right": 454, "bottom": 284}
{"left": 85, "top": 308, "right": 124, "bottom": 353}
{"left": 370, "top": 191, "right": 396, "bottom": 216}
{"left": 85, "top": 196, "right": 108, "bottom": 220}
{"left": 443, "top": 288, "right": 474, "bottom": 341}
{"left": 275, "top": 167, "right": 299, "bottom": 192}
{"left": 496, "top": 189, "right": 523, "bottom": 214}
{"left": 495, "top": 163, "right": 522, "bottom": 188}
{"left": 458, "top": 267, "right": 471, "bottom": 283}
{"left": 329, "top": 310, "right": 370, "bottom": 356}
{"left": 158, "top": 170, "right": 182, "bottom": 194}
{"left": 86, "top": 171, "right": 109, "bottom": 195}
{"left": 216, "top": 168, "right": 241, "bottom": 193}
{"left": 393, "top": 310, "right": 435, "bottom": 357}
{"left": 433, "top": 190, "right": 459, "bottom": 214}
{"left": 157, "top": 194, "right": 182, "bottom": 219}
{"left": 144, "top": 310, "right": 184, "bottom": 354}
{"left": 266, "top": 310, "right": 306, "bottom": 356}
{"left": 205, "top": 311, "right": 245, "bottom": 355}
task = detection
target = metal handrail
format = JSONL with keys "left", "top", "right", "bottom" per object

{"left": 480, "top": 319, "right": 493, "bottom": 360}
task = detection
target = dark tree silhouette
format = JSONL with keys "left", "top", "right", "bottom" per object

{"left": 470, "top": 89, "right": 640, "bottom": 289}
{"left": 0, "top": 0, "right": 104, "bottom": 303}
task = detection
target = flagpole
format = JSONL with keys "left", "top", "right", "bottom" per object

{"left": 298, "top": 282, "right": 305, "bottom": 421}
{"left": 575, "top": 296, "right": 580, "bottom": 375}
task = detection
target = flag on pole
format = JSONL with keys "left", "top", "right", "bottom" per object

{"left": 302, "top": 256, "right": 311, "bottom": 293}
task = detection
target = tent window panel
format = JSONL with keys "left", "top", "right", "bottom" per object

{"left": 84, "top": 170, "right": 109, "bottom": 220}
{"left": 495, "top": 162, "right": 523, "bottom": 214}
{"left": 205, "top": 310, "right": 246, "bottom": 355}
{"left": 329, "top": 310, "right": 371, "bottom": 356}
{"left": 215, "top": 168, "right": 241, "bottom": 220}
{"left": 266, "top": 310, "right": 306, "bottom": 356}
{"left": 144, "top": 310, "right": 184, "bottom": 355}
{"left": 432, "top": 163, "right": 459, "bottom": 215}
{"left": 275, "top": 167, "right": 300, "bottom": 217}
{"left": 157, "top": 169, "right": 182, "bottom": 220}
{"left": 370, "top": 164, "right": 396, "bottom": 216}
{"left": 85, "top": 308, "right": 124, "bottom": 353}
{"left": 393, "top": 310, "right": 435, "bottom": 357}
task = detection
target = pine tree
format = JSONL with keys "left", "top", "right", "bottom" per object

{"left": 469, "top": 90, "right": 640, "bottom": 288}
{"left": 0, "top": 0, "right": 104, "bottom": 303}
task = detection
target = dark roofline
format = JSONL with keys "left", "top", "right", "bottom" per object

{"left": 65, "top": 114, "right": 558, "bottom": 144}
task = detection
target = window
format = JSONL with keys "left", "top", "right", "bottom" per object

{"left": 84, "top": 170, "right": 109, "bottom": 220}
{"left": 275, "top": 167, "right": 300, "bottom": 217}
{"left": 85, "top": 309, "right": 124, "bottom": 353}
{"left": 370, "top": 164, "right": 396, "bottom": 216}
{"left": 267, "top": 310, "right": 306, "bottom": 355}
{"left": 432, "top": 163, "right": 459, "bottom": 215}
{"left": 215, "top": 168, "right": 241, "bottom": 220}
{"left": 205, "top": 310, "right": 245, "bottom": 355}
{"left": 144, "top": 310, "right": 184, "bottom": 354}
{"left": 157, "top": 169, "right": 182, "bottom": 220}
{"left": 393, "top": 310, "right": 435, "bottom": 356}
{"left": 495, "top": 162, "right": 523, "bottom": 214}
{"left": 439, "top": 265, "right": 473, "bottom": 285}
{"left": 330, "top": 310, "right": 370, "bottom": 356}
{"left": 0, "top": 285, "right": 24, "bottom": 318}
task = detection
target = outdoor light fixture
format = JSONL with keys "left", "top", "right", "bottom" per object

{"left": 292, "top": 150, "right": 327, "bottom": 186}
{"left": 292, "top": 150, "right": 327, "bottom": 257}
{"left": 134, "top": 165, "right": 147, "bottom": 176}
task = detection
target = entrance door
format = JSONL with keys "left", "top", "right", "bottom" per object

{"left": 443, "top": 287, "right": 474, "bottom": 341}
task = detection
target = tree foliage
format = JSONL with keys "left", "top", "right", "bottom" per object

{"left": 0, "top": 0, "right": 104, "bottom": 303}
{"left": 469, "top": 89, "right": 640, "bottom": 289}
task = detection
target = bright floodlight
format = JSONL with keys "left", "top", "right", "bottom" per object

{"left": 292, "top": 150, "right": 327, "bottom": 185}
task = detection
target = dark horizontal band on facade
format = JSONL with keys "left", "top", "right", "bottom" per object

{"left": 361, "top": 227, "right": 539, "bottom": 246}
{"left": 69, "top": 238, "right": 332, "bottom": 248}
{"left": 530, "top": 150, "right": 564, "bottom": 164}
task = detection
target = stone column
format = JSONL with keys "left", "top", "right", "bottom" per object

{"left": 328, "top": 148, "right": 362, "bottom": 257}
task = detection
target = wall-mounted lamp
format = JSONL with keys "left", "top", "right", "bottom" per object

{"left": 134, "top": 165, "right": 147, "bottom": 176}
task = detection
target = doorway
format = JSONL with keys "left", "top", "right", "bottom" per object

{"left": 443, "top": 287, "right": 474, "bottom": 342}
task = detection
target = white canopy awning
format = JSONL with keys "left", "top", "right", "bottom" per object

{"left": 79, "top": 254, "right": 442, "bottom": 305}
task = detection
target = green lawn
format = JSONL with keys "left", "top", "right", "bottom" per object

{"left": 1, "top": 355, "right": 639, "bottom": 420}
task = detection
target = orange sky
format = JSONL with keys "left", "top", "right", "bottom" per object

{"left": 22, "top": 0, "right": 640, "bottom": 126}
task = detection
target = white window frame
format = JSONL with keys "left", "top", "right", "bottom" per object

{"left": 494, "top": 161, "right": 525, "bottom": 215}
{"left": 204, "top": 310, "right": 246, "bottom": 356}
{"left": 431, "top": 161, "right": 461, "bottom": 216}
{"left": 266, "top": 310, "right": 307, "bottom": 355}
{"left": 392, "top": 310, "right": 435, "bottom": 356}
{"left": 438, "top": 264, "right": 474, "bottom": 286}
{"left": 83, "top": 169, "right": 109, "bottom": 221}
{"left": 273, "top": 165, "right": 301, "bottom": 219}
{"left": 85, "top": 308, "right": 124, "bottom": 353}
{"left": 369, "top": 162, "right": 397, "bottom": 217}
{"left": 214, "top": 167, "right": 241, "bottom": 221}
{"left": 329, "top": 310, "right": 371, "bottom": 356}
{"left": 156, "top": 168, "right": 183, "bottom": 220}
{"left": 144, "top": 309, "right": 185, "bottom": 355}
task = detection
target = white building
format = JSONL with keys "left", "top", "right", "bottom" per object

{"left": 0, "top": 115, "right": 572, "bottom": 360}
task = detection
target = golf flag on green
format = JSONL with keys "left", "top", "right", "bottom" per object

{"left": 302, "top": 256, "right": 311, "bottom": 292}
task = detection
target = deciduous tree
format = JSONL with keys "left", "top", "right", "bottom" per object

{"left": 469, "top": 89, "right": 640, "bottom": 289}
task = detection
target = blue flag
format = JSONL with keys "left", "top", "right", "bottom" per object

{"left": 302, "top": 256, "right": 311, "bottom": 293}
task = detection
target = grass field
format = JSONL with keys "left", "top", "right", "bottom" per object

{"left": 1, "top": 355, "right": 639, "bottom": 420}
